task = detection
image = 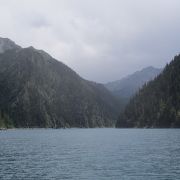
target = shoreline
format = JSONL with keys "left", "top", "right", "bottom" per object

{"left": 1, "top": 127, "right": 180, "bottom": 131}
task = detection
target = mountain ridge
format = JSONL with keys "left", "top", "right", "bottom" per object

{"left": 104, "top": 66, "right": 162, "bottom": 105}
{"left": 0, "top": 37, "right": 21, "bottom": 53}
{"left": 0, "top": 38, "right": 120, "bottom": 128}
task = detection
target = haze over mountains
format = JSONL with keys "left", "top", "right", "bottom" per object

{"left": 0, "top": 37, "right": 120, "bottom": 128}
{"left": 105, "top": 67, "right": 162, "bottom": 105}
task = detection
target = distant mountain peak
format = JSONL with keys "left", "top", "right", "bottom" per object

{"left": 105, "top": 66, "right": 162, "bottom": 91}
{"left": 0, "top": 37, "right": 21, "bottom": 53}
{"left": 141, "top": 66, "right": 161, "bottom": 72}
{"left": 142, "top": 66, "right": 155, "bottom": 70}
{"left": 104, "top": 66, "right": 162, "bottom": 108}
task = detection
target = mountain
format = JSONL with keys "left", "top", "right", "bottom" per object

{"left": 0, "top": 38, "right": 120, "bottom": 128}
{"left": 0, "top": 37, "right": 20, "bottom": 53}
{"left": 105, "top": 66, "right": 162, "bottom": 105}
{"left": 116, "top": 54, "right": 180, "bottom": 128}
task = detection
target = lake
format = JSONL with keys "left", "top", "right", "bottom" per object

{"left": 0, "top": 129, "right": 180, "bottom": 180}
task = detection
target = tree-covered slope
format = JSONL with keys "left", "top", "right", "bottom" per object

{"left": 116, "top": 54, "right": 180, "bottom": 128}
{"left": 0, "top": 39, "right": 120, "bottom": 128}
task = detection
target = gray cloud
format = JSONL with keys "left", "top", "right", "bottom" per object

{"left": 0, "top": 0, "right": 180, "bottom": 83}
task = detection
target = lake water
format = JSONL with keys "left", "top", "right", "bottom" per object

{"left": 0, "top": 129, "right": 180, "bottom": 180}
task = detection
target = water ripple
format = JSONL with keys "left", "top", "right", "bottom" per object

{"left": 0, "top": 129, "right": 180, "bottom": 179}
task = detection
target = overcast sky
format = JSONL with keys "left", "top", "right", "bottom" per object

{"left": 0, "top": 0, "right": 180, "bottom": 83}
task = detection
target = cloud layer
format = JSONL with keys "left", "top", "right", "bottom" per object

{"left": 0, "top": 0, "right": 180, "bottom": 82}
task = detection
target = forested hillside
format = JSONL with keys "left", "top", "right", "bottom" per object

{"left": 116, "top": 54, "right": 180, "bottom": 128}
{"left": 0, "top": 38, "right": 120, "bottom": 128}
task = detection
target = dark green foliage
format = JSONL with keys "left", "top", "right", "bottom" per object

{"left": 0, "top": 110, "right": 13, "bottom": 128}
{"left": 116, "top": 54, "right": 180, "bottom": 128}
{"left": 0, "top": 46, "right": 120, "bottom": 128}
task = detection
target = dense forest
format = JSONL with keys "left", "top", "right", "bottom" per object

{"left": 0, "top": 38, "right": 120, "bottom": 128}
{"left": 116, "top": 54, "right": 180, "bottom": 128}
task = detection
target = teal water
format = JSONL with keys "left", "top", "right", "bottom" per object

{"left": 0, "top": 129, "right": 180, "bottom": 180}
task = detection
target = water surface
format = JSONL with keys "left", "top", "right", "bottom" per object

{"left": 0, "top": 129, "right": 180, "bottom": 179}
